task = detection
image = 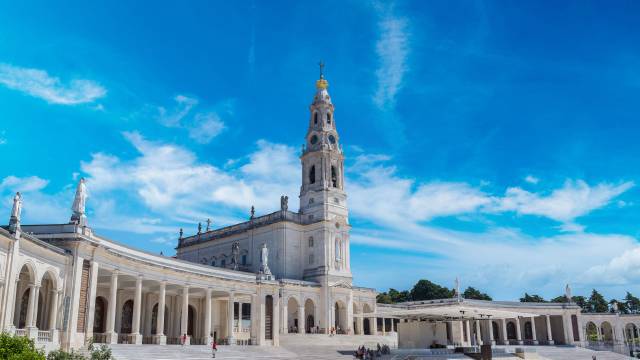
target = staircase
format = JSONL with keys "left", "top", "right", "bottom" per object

{"left": 280, "top": 333, "right": 398, "bottom": 348}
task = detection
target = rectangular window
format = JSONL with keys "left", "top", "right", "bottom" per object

{"left": 242, "top": 254, "right": 247, "bottom": 265}
{"left": 308, "top": 237, "right": 314, "bottom": 247}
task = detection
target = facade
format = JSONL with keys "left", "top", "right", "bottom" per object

{"left": 0, "top": 73, "right": 637, "bottom": 354}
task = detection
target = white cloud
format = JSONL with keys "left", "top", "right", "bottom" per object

{"left": 495, "top": 180, "right": 633, "bottom": 223}
{"left": 0, "top": 63, "right": 106, "bottom": 105}
{"left": 583, "top": 248, "right": 640, "bottom": 286}
{"left": 155, "top": 95, "right": 228, "bottom": 144}
{"left": 0, "top": 175, "right": 49, "bottom": 193}
{"left": 524, "top": 175, "right": 539, "bottom": 184}
{"left": 373, "top": 3, "right": 410, "bottom": 110}
{"left": 81, "top": 132, "right": 299, "bottom": 222}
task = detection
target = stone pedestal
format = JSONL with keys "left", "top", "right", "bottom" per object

{"left": 26, "top": 327, "right": 38, "bottom": 340}
{"left": 130, "top": 333, "right": 143, "bottom": 345}
{"left": 153, "top": 335, "right": 166, "bottom": 345}
{"left": 531, "top": 340, "right": 539, "bottom": 345}
{"left": 547, "top": 340, "right": 554, "bottom": 345}
{"left": 105, "top": 332, "right": 118, "bottom": 344}
{"left": 51, "top": 330, "right": 59, "bottom": 344}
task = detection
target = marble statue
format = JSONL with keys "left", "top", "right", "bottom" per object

{"left": 9, "top": 192, "right": 22, "bottom": 232}
{"left": 454, "top": 277, "right": 461, "bottom": 301}
{"left": 70, "top": 178, "right": 88, "bottom": 226}
{"left": 565, "top": 284, "right": 572, "bottom": 302}
{"left": 260, "top": 243, "right": 271, "bottom": 275}
{"left": 231, "top": 242, "right": 240, "bottom": 270}
{"left": 280, "top": 195, "right": 288, "bottom": 211}
{"left": 250, "top": 206, "right": 255, "bottom": 220}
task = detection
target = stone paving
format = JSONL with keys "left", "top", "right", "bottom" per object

{"left": 106, "top": 344, "right": 635, "bottom": 360}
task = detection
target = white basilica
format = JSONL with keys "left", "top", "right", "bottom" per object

{"left": 1, "top": 73, "right": 640, "bottom": 355}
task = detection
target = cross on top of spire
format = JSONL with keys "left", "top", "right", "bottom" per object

{"left": 319, "top": 60, "right": 325, "bottom": 79}
{"left": 315, "top": 61, "right": 329, "bottom": 90}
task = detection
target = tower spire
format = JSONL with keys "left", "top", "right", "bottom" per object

{"left": 8, "top": 192, "right": 22, "bottom": 234}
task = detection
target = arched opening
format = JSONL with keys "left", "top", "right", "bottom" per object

{"left": 13, "top": 264, "right": 35, "bottom": 329}
{"left": 492, "top": 321, "right": 500, "bottom": 341}
{"left": 151, "top": 303, "right": 169, "bottom": 335}
{"left": 314, "top": 112, "right": 318, "bottom": 125}
{"left": 506, "top": 322, "right": 517, "bottom": 340}
{"left": 327, "top": 112, "right": 331, "bottom": 124}
{"left": 331, "top": 166, "right": 337, "bottom": 187}
{"left": 120, "top": 300, "right": 134, "bottom": 334}
{"left": 334, "top": 301, "right": 347, "bottom": 334}
{"left": 305, "top": 299, "right": 316, "bottom": 333}
{"left": 524, "top": 321, "right": 533, "bottom": 340}
{"left": 586, "top": 322, "right": 598, "bottom": 342}
{"left": 188, "top": 305, "right": 196, "bottom": 336}
{"left": 38, "top": 271, "right": 57, "bottom": 330}
{"left": 601, "top": 321, "right": 613, "bottom": 343}
{"left": 287, "top": 297, "right": 300, "bottom": 333}
{"left": 309, "top": 165, "right": 316, "bottom": 184}
{"left": 94, "top": 297, "right": 107, "bottom": 333}
{"left": 352, "top": 303, "right": 359, "bottom": 335}
{"left": 363, "top": 304, "right": 373, "bottom": 335}
{"left": 265, "top": 295, "right": 273, "bottom": 340}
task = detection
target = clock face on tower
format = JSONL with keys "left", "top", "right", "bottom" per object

{"left": 328, "top": 134, "right": 336, "bottom": 144}
{"left": 310, "top": 134, "right": 318, "bottom": 145}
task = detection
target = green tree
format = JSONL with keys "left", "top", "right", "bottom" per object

{"left": 587, "top": 289, "right": 608, "bottom": 313}
{"left": 609, "top": 299, "right": 629, "bottom": 314}
{"left": 0, "top": 333, "right": 45, "bottom": 360}
{"left": 388, "top": 288, "right": 411, "bottom": 303}
{"left": 376, "top": 292, "right": 392, "bottom": 304}
{"left": 625, "top": 292, "right": 640, "bottom": 314}
{"left": 520, "top": 293, "right": 546, "bottom": 303}
{"left": 463, "top": 287, "right": 492, "bottom": 301}
{"left": 410, "top": 280, "right": 454, "bottom": 301}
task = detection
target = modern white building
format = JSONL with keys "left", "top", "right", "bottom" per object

{"left": 0, "top": 73, "right": 638, "bottom": 354}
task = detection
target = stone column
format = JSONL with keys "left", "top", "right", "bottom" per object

{"left": 501, "top": 319, "right": 508, "bottom": 345}
{"left": 298, "top": 304, "right": 305, "bottom": 334}
{"left": 465, "top": 320, "right": 471, "bottom": 346}
{"left": 250, "top": 294, "right": 259, "bottom": 345}
{"left": 516, "top": 317, "right": 523, "bottom": 345}
{"left": 105, "top": 271, "right": 118, "bottom": 344}
{"left": 371, "top": 314, "right": 378, "bottom": 335}
{"left": 25, "top": 284, "right": 38, "bottom": 328}
{"left": 545, "top": 315, "right": 554, "bottom": 345}
{"left": 357, "top": 315, "right": 364, "bottom": 335}
{"left": 237, "top": 302, "right": 243, "bottom": 333}
{"left": 382, "top": 318, "right": 387, "bottom": 336}
{"left": 204, "top": 288, "right": 212, "bottom": 345}
{"left": 180, "top": 286, "right": 190, "bottom": 345}
{"left": 227, "top": 292, "right": 235, "bottom": 344}
{"left": 155, "top": 281, "right": 166, "bottom": 344}
{"left": 530, "top": 317, "right": 538, "bottom": 344}
{"left": 272, "top": 292, "right": 280, "bottom": 346}
{"left": 458, "top": 321, "right": 465, "bottom": 345}
{"left": 563, "top": 314, "right": 575, "bottom": 344}
{"left": 84, "top": 261, "right": 99, "bottom": 341}
{"left": 48, "top": 289, "right": 59, "bottom": 330}
{"left": 475, "top": 320, "right": 482, "bottom": 345}
{"left": 130, "top": 276, "right": 143, "bottom": 344}
{"left": 488, "top": 320, "right": 495, "bottom": 345}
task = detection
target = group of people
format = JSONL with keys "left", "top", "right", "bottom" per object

{"left": 353, "top": 343, "right": 390, "bottom": 359}
{"left": 180, "top": 333, "right": 218, "bottom": 358}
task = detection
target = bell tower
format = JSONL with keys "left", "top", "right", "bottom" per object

{"left": 299, "top": 64, "right": 348, "bottom": 223}
{"left": 299, "top": 64, "right": 352, "bottom": 284}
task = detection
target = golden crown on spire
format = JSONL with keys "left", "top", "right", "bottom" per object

{"left": 316, "top": 60, "right": 329, "bottom": 89}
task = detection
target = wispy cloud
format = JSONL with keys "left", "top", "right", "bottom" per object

{"left": 0, "top": 63, "right": 106, "bottom": 105}
{"left": 524, "top": 175, "right": 539, "bottom": 184}
{"left": 373, "top": 3, "right": 410, "bottom": 110}
{"left": 0, "top": 175, "right": 49, "bottom": 193}
{"left": 155, "top": 95, "right": 228, "bottom": 144}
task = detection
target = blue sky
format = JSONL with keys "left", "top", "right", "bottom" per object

{"left": 1, "top": 0, "right": 640, "bottom": 301}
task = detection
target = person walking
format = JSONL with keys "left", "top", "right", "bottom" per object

{"left": 211, "top": 336, "right": 217, "bottom": 358}
{"left": 181, "top": 333, "right": 187, "bottom": 346}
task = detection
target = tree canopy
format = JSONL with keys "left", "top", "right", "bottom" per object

{"left": 377, "top": 279, "right": 491, "bottom": 304}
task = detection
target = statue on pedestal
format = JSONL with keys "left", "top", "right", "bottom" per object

{"left": 231, "top": 242, "right": 240, "bottom": 270}
{"left": 70, "top": 178, "right": 88, "bottom": 227}
{"left": 257, "top": 243, "right": 272, "bottom": 280}
{"left": 9, "top": 192, "right": 22, "bottom": 233}
{"left": 280, "top": 196, "right": 289, "bottom": 212}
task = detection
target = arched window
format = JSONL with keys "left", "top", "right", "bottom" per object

{"left": 211, "top": 259, "right": 216, "bottom": 267}
{"left": 309, "top": 165, "right": 316, "bottom": 184}
{"left": 314, "top": 112, "right": 318, "bottom": 125}
{"left": 327, "top": 112, "right": 331, "bottom": 124}
{"left": 241, "top": 254, "right": 247, "bottom": 265}
{"left": 331, "top": 166, "right": 337, "bottom": 187}
{"left": 308, "top": 236, "right": 314, "bottom": 247}
{"left": 507, "top": 322, "right": 517, "bottom": 340}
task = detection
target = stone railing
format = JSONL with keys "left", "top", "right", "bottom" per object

{"left": 15, "top": 328, "right": 27, "bottom": 337}
{"left": 37, "top": 330, "right": 51, "bottom": 342}
{"left": 92, "top": 333, "right": 107, "bottom": 344}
